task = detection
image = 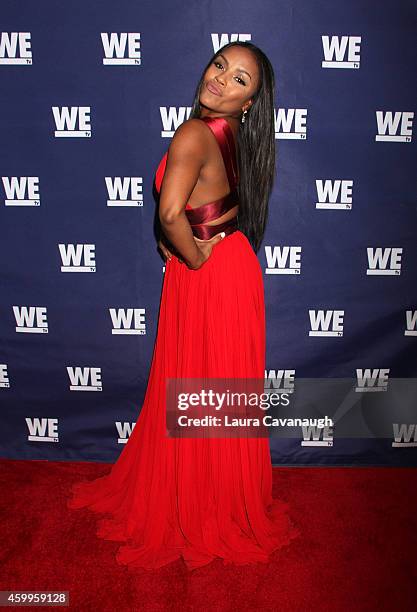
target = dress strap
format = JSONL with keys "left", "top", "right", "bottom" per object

{"left": 199, "top": 117, "right": 239, "bottom": 191}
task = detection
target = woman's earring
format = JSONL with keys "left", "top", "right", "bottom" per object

{"left": 241, "top": 109, "right": 248, "bottom": 124}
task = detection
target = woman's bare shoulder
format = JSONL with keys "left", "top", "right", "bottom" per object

{"left": 168, "top": 117, "right": 210, "bottom": 159}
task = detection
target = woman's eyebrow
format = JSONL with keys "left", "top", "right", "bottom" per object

{"left": 216, "top": 53, "right": 252, "bottom": 80}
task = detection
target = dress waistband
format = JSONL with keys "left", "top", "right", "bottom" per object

{"left": 185, "top": 190, "right": 238, "bottom": 225}
{"left": 189, "top": 216, "right": 238, "bottom": 240}
{"left": 185, "top": 188, "right": 239, "bottom": 240}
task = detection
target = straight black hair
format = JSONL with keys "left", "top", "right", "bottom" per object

{"left": 189, "top": 41, "right": 276, "bottom": 253}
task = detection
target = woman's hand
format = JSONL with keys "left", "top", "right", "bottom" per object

{"left": 157, "top": 239, "right": 174, "bottom": 263}
{"left": 186, "top": 231, "right": 226, "bottom": 270}
{"left": 158, "top": 238, "right": 188, "bottom": 264}
{"left": 158, "top": 231, "right": 225, "bottom": 269}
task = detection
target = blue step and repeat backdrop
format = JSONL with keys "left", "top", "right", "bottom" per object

{"left": 1, "top": 1, "right": 416, "bottom": 466}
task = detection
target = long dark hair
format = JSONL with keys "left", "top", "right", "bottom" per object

{"left": 189, "top": 41, "right": 276, "bottom": 253}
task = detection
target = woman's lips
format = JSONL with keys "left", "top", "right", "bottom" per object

{"left": 206, "top": 81, "right": 222, "bottom": 96}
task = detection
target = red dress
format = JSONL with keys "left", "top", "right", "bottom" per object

{"left": 67, "top": 116, "right": 300, "bottom": 570}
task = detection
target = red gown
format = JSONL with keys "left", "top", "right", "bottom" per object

{"left": 67, "top": 116, "right": 300, "bottom": 570}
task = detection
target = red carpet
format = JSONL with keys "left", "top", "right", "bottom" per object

{"left": 0, "top": 459, "right": 416, "bottom": 611}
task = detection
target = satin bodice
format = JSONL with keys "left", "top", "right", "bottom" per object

{"left": 155, "top": 116, "right": 239, "bottom": 239}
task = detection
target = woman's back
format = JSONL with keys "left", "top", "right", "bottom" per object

{"left": 155, "top": 116, "right": 240, "bottom": 239}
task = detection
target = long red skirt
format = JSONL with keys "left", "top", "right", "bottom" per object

{"left": 67, "top": 230, "right": 300, "bottom": 570}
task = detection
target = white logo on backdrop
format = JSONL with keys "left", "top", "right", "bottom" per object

{"left": 52, "top": 107, "right": 92, "bottom": 138}
{"left": 116, "top": 421, "right": 136, "bottom": 444}
{"left": 404, "top": 311, "right": 417, "bottom": 336}
{"left": 392, "top": 424, "right": 417, "bottom": 447}
{"left": 67, "top": 366, "right": 102, "bottom": 391}
{"left": 366, "top": 247, "right": 402, "bottom": 275}
{"left": 0, "top": 364, "right": 10, "bottom": 388}
{"left": 309, "top": 310, "right": 344, "bottom": 337}
{"left": 106, "top": 177, "right": 143, "bottom": 207}
{"left": 2, "top": 177, "right": 40, "bottom": 206}
{"left": 0, "top": 32, "right": 32, "bottom": 65}
{"left": 101, "top": 33, "right": 141, "bottom": 65}
{"left": 275, "top": 108, "right": 307, "bottom": 139}
{"left": 59, "top": 244, "right": 96, "bottom": 272}
{"left": 321, "top": 35, "right": 361, "bottom": 69}
{"left": 301, "top": 424, "right": 334, "bottom": 446}
{"left": 160, "top": 107, "right": 191, "bottom": 137}
{"left": 26, "top": 418, "right": 58, "bottom": 442}
{"left": 13, "top": 306, "right": 48, "bottom": 333}
{"left": 355, "top": 368, "right": 390, "bottom": 392}
{"left": 264, "top": 370, "right": 296, "bottom": 394}
{"left": 375, "top": 111, "right": 414, "bottom": 142}
{"left": 211, "top": 33, "right": 251, "bottom": 53}
{"left": 110, "top": 308, "right": 147, "bottom": 335}
{"left": 264, "top": 246, "right": 302, "bottom": 275}
{"left": 315, "top": 179, "right": 353, "bottom": 210}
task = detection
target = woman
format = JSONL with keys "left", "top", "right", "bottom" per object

{"left": 67, "top": 41, "right": 300, "bottom": 571}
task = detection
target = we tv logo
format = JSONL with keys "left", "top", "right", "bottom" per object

{"left": 301, "top": 424, "right": 334, "bottom": 447}
{"left": 59, "top": 244, "right": 96, "bottom": 272}
{"left": 13, "top": 306, "right": 48, "bottom": 334}
{"left": 275, "top": 108, "right": 307, "bottom": 140}
{"left": 321, "top": 35, "right": 361, "bottom": 69}
{"left": 355, "top": 368, "right": 389, "bottom": 392}
{"left": 309, "top": 310, "right": 344, "bottom": 337}
{"left": 109, "top": 308, "right": 147, "bottom": 335}
{"left": 264, "top": 246, "right": 301, "bottom": 275}
{"left": 211, "top": 33, "right": 251, "bottom": 53}
{"left": 375, "top": 111, "right": 413, "bottom": 142}
{"left": 52, "top": 107, "right": 91, "bottom": 138}
{"left": 106, "top": 177, "right": 143, "bottom": 207}
{"left": 26, "top": 417, "right": 59, "bottom": 442}
{"left": 67, "top": 367, "right": 102, "bottom": 391}
{"left": 116, "top": 422, "right": 136, "bottom": 444}
{"left": 315, "top": 179, "right": 353, "bottom": 210}
{"left": 0, "top": 364, "right": 10, "bottom": 388}
{"left": 392, "top": 424, "right": 417, "bottom": 448}
{"left": 2, "top": 177, "right": 40, "bottom": 206}
{"left": 0, "top": 32, "right": 32, "bottom": 65}
{"left": 101, "top": 33, "right": 141, "bottom": 65}
{"left": 366, "top": 247, "right": 402, "bottom": 275}
{"left": 404, "top": 310, "right": 417, "bottom": 336}
{"left": 264, "top": 369, "right": 295, "bottom": 395}
{"left": 159, "top": 107, "right": 191, "bottom": 137}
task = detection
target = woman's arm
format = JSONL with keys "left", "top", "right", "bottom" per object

{"left": 158, "top": 119, "right": 208, "bottom": 270}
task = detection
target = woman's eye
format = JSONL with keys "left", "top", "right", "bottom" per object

{"left": 213, "top": 60, "right": 246, "bottom": 85}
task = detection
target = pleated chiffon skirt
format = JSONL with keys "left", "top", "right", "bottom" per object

{"left": 67, "top": 230, "right": 300, "bottom": 570}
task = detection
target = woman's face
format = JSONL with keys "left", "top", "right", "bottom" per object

{"left": 200, "top": 46, "right": 260, "bottom": 117}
